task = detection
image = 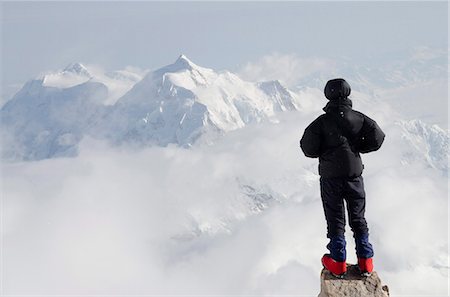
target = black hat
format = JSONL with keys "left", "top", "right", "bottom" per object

{"left": 324, "top": 78, "right": 351, "bottom": 100}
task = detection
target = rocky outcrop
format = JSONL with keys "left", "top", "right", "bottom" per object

{"left": 318, "top": 265, "right": 389, "bottom": 297}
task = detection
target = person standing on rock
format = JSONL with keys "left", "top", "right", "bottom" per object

{"left": 300, "top": 78, "right": 385, "bottom": 277}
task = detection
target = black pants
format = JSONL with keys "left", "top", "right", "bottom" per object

{"left": 320, "top": 175, "right": 369, "bottom": 238}
{"left": 320, "top": 176, "right": 373, "bottom": 261}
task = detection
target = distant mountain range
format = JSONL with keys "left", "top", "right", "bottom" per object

{"left": 1, "top": 52, "right": 447, "bottom": 169}
{"left": 1, "top": 55, "right": 301, "bottom": 161}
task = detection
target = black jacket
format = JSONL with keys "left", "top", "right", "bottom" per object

{"left": 300, "top": 98, "right": 385, "bottom": 178}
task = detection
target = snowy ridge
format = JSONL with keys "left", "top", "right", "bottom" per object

{"left": 41, "top": 63, "right": 145, "bottom": 105}
{"left": 397, "top": 119, "right": 449, "bottom": 173}
{"left": 42, "top": 62, "right": 92, "bottom": 88}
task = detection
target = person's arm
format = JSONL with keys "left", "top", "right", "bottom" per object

{"left": 300, "top": 117, "right": 322, "bottom": 158}
{"left": 358, "top": 115, "right": 385, "bottom": 153}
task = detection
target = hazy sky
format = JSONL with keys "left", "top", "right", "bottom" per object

{"left": 1, "top": 1, "right": 448, "bottom": 101}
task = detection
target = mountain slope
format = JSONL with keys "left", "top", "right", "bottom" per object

{"left": 397, "top": 119, "right": 449, "bottom": 173}
{"left": 1, "top": 78, "right": 108, "bottom": 160}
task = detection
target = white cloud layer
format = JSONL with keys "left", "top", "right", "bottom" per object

{"left": 2, "top": 103, "right": 448, "bottom": 295}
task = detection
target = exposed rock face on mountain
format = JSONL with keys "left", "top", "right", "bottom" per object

{"left": 318, "top": 265, "right": 389, "bottom": 297}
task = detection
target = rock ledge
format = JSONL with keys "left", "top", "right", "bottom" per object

{"left": 318, "top": 264, "right": 389, "bottom": 297}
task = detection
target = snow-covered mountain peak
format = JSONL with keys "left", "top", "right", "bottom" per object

{"left": 42, "top": 62, "right": 93, "bottom": 89}
{"left": 63, "top": 62, "right": 91, "bottom": 77}
{"left": 155, "top": 55, "right": 212, "bottom": 77}
{"left": 175, "top": 54, "right": 196, "bottom": 68}
{"left": 35, "top": 63, "right": 143, "bottom": 105}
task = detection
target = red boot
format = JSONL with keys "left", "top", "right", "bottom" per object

{"left": 321, "top": 254, "right": 347, "bottom": 278}
{"left": 358, "top": 257, "right": 373, "bottom": 276}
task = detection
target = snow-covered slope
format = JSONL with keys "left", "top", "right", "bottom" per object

{"left": 396, "top": 119, "right": 449, "bottom": 173}
{"left": 1, "top": 56, "right": 300, "bottom": 160}
{"left": 1, "top": 78, "right": 108, "bottom": 160}
{"left": 104, "top": 55, "right": 300, "bottom": 146}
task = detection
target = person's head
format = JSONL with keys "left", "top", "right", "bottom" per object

{"left": 324, "top": 78, "right": 351, "bottom": 100}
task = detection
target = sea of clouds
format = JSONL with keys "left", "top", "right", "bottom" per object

{"left": 2, "top": 92, "right": 448, "bottom": 296}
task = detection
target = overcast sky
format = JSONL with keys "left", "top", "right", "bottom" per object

{"left": 1, "top": 1, "right": 448, "bottom": 102}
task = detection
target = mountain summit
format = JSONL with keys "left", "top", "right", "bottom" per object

{"left": 153, "top": 54, "right": 210, "bottom": 77}
{"left": 173, "top": 54, "right": 200, "bottom": 70}
{"left": 41, "top": 62, "right": 93, "bottom": 89}
{"left": 62, "top": 62, "right": 91, "bottom": 76}
{"left": 1, "top": 56, "right": 301, "bottom": 160}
